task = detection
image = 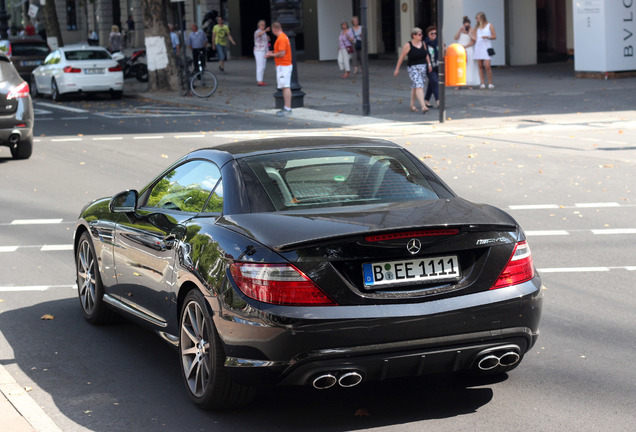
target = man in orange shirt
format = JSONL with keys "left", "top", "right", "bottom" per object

{"left": 266, "top": 22, "right": 293, "bottom": 117}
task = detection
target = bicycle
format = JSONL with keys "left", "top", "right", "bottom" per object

{"left": 178, "top": 50, "right": 218, "bottom": 98}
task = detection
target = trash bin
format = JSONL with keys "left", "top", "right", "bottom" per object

{"left": 445, "top": 43, "right": 466, "bottom": 86}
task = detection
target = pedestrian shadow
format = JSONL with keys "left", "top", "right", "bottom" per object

{"left": 1, "top": 297, "right": 501, "bottom": 431}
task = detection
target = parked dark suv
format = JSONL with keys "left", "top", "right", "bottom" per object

{"left": 0, "top": 53, "right": 34, "bottom": 159}
{"left": 0, "top": 37, "right": 50, "bottom": 80}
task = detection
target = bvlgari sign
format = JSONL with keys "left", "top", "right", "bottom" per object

{"left": 574, "top": 0, "right": 636, "bottom": 72}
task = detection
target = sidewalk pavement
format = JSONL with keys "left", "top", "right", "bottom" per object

{"left": 128, "top": 56, "right": 636, "bottom": 133}
{"left": 3, "top": 56, "right": 636, "bottom": 432}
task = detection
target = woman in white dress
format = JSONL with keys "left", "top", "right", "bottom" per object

{"left": 454, "top": 16, "right": 479, "bottom": 87}
{"left": 472, "top": 11, "right": 497, "bottom": 89}
{"left": 254, "top": 20, "right": 271, "bottom": 86}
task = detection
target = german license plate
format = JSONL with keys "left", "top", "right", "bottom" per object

{"left": 85, "top": 68, "right": 104, "bottom": 74}
{"left": 363, "top": 255, "right": 460, "bottom": 287}
{"left": 22, "top": 60, "right": 42, "bottom": 66}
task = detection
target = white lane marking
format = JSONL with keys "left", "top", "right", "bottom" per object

{"left": 175, "top": 134, "right": 206, "bottom": 139}
{"left": 575, "top": 202, "right": 620, "bottom": 208}
{"left": 525, "top": 230, "right": 569, "bottom": 236}
{"left": 11, "top": 219, "right": 63, "bottom": 225}
{"left": 509, "top": 204, "right": 560, "bottom": 210}
{"left": 92, "top": 137, "right": 124, "bottom": 141}
{"left": 61, "top": 116, "right": 90, "bottom": 120}
{"left": 41, "top": 245, "right": 74, "bottom": 251}
{"left": 133, "top": 135, "right": 165, "bottom": 140}
{"left": 51, "top": 138, "right": 83, "bottom": 142}
{"left": 33, "top": 108, "right": 53, "bottom": 115}
{"left": 626, "top": 267, "right": 636, "bottom": 271}
{"left": 0, "top": 285, "right": 76, "bottom": 292}
{"left": 35, "top": 101, "right": 89, "bottom": 113}
{"left": 539, "top": 267, "right": 610, "bottom": 273}
{"left": 592, "top": 228, "right": 636, "bottom": 235}
{"left": 0, "top": 246, "right": 19, "bottom": 252}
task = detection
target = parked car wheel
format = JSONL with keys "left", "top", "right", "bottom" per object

{"left": 51, "top": 78, "right": 62, "bottom": 101}
{"left": 10, "top": 137, "right": 32, "bottom": 160}
{"left": 179, "top": 290, "right": 255, "bottom": 409}
{"left": 76, "top": 232, "right": 115, "bottom": 324}
{"left": 30, "top": 75, "right": 39, "bottom": 98}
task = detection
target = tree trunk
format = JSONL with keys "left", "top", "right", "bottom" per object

{"left": 43, "top": 0, "right": 64, "bottom": 47}
{"left": 141, "top": 0, "right": 179, "bottom": 91}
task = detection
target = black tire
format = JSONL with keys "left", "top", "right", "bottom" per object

{"left": 132, "top": 63, "right": 148, "bottom": 82}
{"left": 189, "top": 70, "right": 217, "bottom": 98}
{"left": 76, "top": 232, "right": 115, "bottom": 324}
{"left": 111, "top": 90, "right": 123, "bottom": 100}
{"left": 10, "top": 137, "right": 32, "bottom": 160}
{"left": 30, "top": 75, "right": 39, "bottom": 98}
{"left": 51, "top": 78, "right": 62, "bottom": 102}
{"left": 179, "top": 290, "right": 255, "bottom": 410}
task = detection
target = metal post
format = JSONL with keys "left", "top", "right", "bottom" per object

{"left": 361, "top": 0, "right": 370, "bottom": 116}
{"left": 0, "top": 0, "right": 10, "bottom": 40}
{"left": 437, "top": 0, "right": 445, "bottom": 123}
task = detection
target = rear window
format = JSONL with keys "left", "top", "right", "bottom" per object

{"left": 11, "top": 42, "right": 49, "bottom": 56}
{"left": 243, "top": 147, "right": 440, "bottom": 210}
{"left": 64, "top": 50, "right": 111, "bottom": 61}
{"left": 0, "top": 59, "right": 21, "bottom": 82}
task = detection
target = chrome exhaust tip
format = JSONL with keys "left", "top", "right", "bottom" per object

{"left": 338, "top": 371, "right": 363, "bottom": 388}
{"left": 312, "top": 374, "right": 337, "bottom": 390}
{"left": 498, "top": 351, "right": 521, "bottom": 367}
{"left": 9, "top": 133, "right": 20, "bottom": 145}
{"left": 477, "top": 355, "right": 501, "bottom": 371}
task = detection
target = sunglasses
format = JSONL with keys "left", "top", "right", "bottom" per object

{"left": 430, "top": 32, "right": 437, "bottom": 35}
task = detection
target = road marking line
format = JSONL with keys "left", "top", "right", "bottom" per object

{"left": 591, "top": 228, "right": 636, "bottom": 235}
{"left": 92, "top": 136, "right": 124, "bottom": 141}
{"left": 174, "top": 134, "right": 206, "bottom": 138}
{"left": 133, "top": 135, "right": 165, "bottom": 140}
{"left": 11, "top": 219, "right": 63, "bottom": 225}
{"left": 539, "top": 267, "right": 610, "bottom": 273}
{"left": 0, "top": 246, "right": 19, "bottom": 252}
{"left": 0, "top": 285, "right": 76, "bottom": 292}
{"left": 35, "top": 101, "right": 89, "bottom": 113}
{"left": 509, "top": 204, "right": 560, "bottom": 210}
{"left": 41, "top": 245, "right": 74, "bottom": 251}
{"left": 525, "top": 230, "right": 569, "bottom": 236}
{"left": 51, "top": 138, "right": 83, "bottom": 142}
{"left": 575, "top": 202, "right": 620, "bottom": 208}
{"left": 61, "top": 116, "right": 90, "bottom": 120}
{"left": 626, "top": 267, "right": 636, "bottom": 271}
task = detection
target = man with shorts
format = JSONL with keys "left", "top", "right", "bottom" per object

{"left": 212, "top": 16, "right": 236, "bottom": 72}
{"left": 266, "top": 22, "right": 293, "bottom": 117}
{"left": 187, "top": 23, "right": 207, "bottom": 73}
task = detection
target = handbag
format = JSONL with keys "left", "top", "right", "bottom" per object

{"left": 346, "top": 45, "right": 354, "bottom": 54}
{"left": 487, "top": 47, "right": 495, "bottom": 56}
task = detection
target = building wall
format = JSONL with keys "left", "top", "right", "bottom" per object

{"left": 317, "top": 0, "right": 353, "bottom": 61}
{"left": 508, "top": 0, "right": 537, "bottom": 65}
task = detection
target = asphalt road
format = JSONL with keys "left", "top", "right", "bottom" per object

{"left": 1, "top": 99, "right": 635, "bottom": 431}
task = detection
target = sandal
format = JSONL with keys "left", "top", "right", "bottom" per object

{"left": 425, "top": 102, "right": 433, "bottom": 109}
{"left": 422, "top": 107, "right": 429, "bottom": 114}
{"left": 409, "top": 105, "right": 418, "bottom": 112}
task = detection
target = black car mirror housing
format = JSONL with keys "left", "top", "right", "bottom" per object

{"left": 109, "top": 190, "right": 138, "bottom": 213}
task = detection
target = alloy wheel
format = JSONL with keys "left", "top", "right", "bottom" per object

{"left": 77, "top": 239, "right": 96, "bottom": 315}
{"left": 180, "top": 299, "right": 212, "bottom": 397}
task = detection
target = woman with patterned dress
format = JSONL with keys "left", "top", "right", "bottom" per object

{"left": 393, "top": 27, "right": 433, "bottom": 114}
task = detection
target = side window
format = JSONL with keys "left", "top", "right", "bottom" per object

{"left": 145, "top": 160, "right": 221, "bottom": 213}
{"left": 44, "top": 52, "right": 56, "bottom": 65}
{"left": 202, "top": 179, "right": 223, "bottom": 213}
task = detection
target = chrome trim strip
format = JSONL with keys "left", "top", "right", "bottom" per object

{"left": 224, "top": 357, "right": 289, "bottom": 368}
{"left": 103, "top": 294, "right": 168, "bottom": 328}
{"left": 157, "top": 331, "right": 179, "bottom": 347}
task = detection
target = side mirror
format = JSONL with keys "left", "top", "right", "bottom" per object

{"left": 109, "top": 190, "right": 138, "bottom": 213}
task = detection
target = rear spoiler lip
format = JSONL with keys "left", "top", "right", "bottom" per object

{"left": 272, "top": 223, "right": 520, "bottom": 252}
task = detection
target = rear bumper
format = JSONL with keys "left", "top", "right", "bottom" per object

{"left": 214, "top": 276, "right": 543, "bottom": 386}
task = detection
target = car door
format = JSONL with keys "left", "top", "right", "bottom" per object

{"left": 35, "top": 50, "right": 59, "bottom": 94}
{"left": 112, "top": 159, "right": 222, "bottom": 327}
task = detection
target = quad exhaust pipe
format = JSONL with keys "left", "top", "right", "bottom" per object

{"left": 312, "top": 370, "right": 363, "bottom": 389}
{"left": 476, "top": 347, "right": 521, "bottom": 371}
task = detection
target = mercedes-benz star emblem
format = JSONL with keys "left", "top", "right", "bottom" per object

{"left": 406, "top": 238, "right": 422, "bottom": 255}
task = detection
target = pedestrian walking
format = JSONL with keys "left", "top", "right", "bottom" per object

{"left": 393, "top": 27, "right": 432, "bottom": 114}
{"left": 473, "top": 11, "right": 496, "bottom": 89}
{"left": 187, "top": 23, "right": 207, "bottom": 72}
{"left": 266, "top": 22, "right": 293, "bottom": 117}
{"left": 254, "top": 20, "right": 271, "bottom": 86}
{"left": 351, "top": 16, "right": 363, "bottom": 74}
{"left": 168, "top": 24, "right": 180, "bottom": 56}
{"left": 454, "top": 16, "right": 480, "bottom": 87}
{"left": 212, "top": 16, "right": 236, "bottom": 73}
{"left": 126, "top": 16, "right": 136, "bottom": 48}
{"left": 337, "top": 21, "right": 355, "bottom": 79}
{"left": 109, "top": 25, "right": 122, "bottom": 53}
{"left": 424, "top": 26, "right": 440, "bottom": 108}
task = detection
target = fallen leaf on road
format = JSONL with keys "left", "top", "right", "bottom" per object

{"left": 41, "top": 314, "right": 55, "bottom": 320}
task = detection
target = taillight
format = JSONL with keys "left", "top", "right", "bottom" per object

{"left": 7, "top": 82, "right": 29, "bottom": 99}
{"left": 365, "top": 229, "right": 459, "bottom": 242}
{"left": 63, "top": 66, "right": 81, "bottom": 73}
{"left": 230, "top": 263, "right": 336, "bottom": 306}
{"left": 491, "top": 241, "right": 535, "bottom": 289}
{"left": 109, "top": 65, "right": 123, "bottom": 72}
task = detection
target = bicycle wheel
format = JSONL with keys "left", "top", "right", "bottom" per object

{"left": 190, "top": 70, "right": 218, "bottom": 98}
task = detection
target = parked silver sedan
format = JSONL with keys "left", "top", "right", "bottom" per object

{"left": 30, "top": 45, "right": 124, "bottom": 101}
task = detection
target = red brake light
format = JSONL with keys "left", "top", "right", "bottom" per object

{"left": 63, "top": 66, "right": 81, "bottom": 73}
{"left": 365, "top": 229, "right": 459, "bottom": 242}
{"left": 230, "top": 263, "right": 337, "bottom": 306}
{"left": 109, "top": 65, "right": 123, "bottom": 72}
{"left": 491, "top": 241, "right": 535, "bottom": 289}
{"left": 7, "top": 82, "right": 29, "bottom": 99}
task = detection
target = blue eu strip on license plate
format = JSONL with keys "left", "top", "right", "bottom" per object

{"left": 363, "top": 255, "right": 460, "bottom": 287}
